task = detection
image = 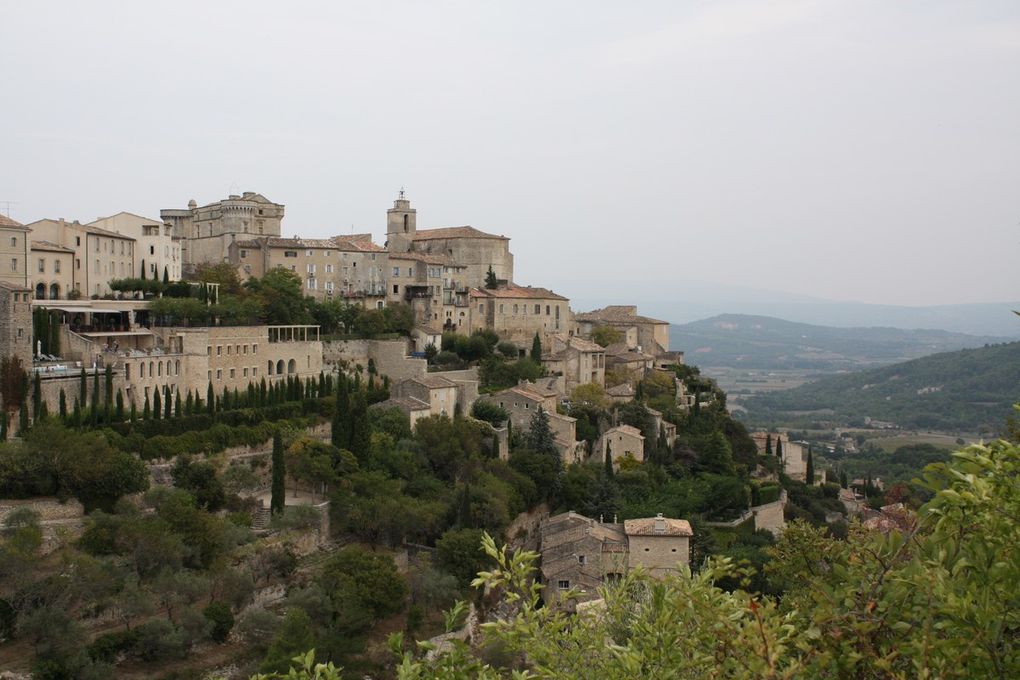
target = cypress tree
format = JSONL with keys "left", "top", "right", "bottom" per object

{"left": 233, "top": 387, "right": 240, "bottom": 409}
{"left": 152, "top": 389, "right": 161, "bottom": 421}
{"left": 207, "top": 382, "right": 215, "bottom": 415}
{"left": 457, "top": 485, "right": 473, "bottom": 527}
{"left": 775, "top": 437, "right": 784, "bottom": 461}
{"left": 90, "top": 369, "right": 100, "bottom": 425}
{"left": 18, "top": 401, "right": 29, "bottom": 435}
{"left": 222, "top": 386, "right": 230, "bottom": 411}
{"left": 332, "top": 382, "right": 351, "bottom": 449}
{"left": 143, "top": 394, "right": 151, "bottom": 420}
{"left": 765, "top": 433, "right": 773, "bottom": 455}
{"left": 115, "top": 389, "right": 125, "bottom": 421}
{"left": 130, "top": 401, "right": 137, "bottom": 423}
{"left": 164, "top": 386, "right": 172, "bottom": 419}
{"left": 806, "top": 447, "right": 815, "bottom": 485}
{"left": 32, "top": 372, "right": 41, "bottom": 420}
{"left": 318, "top": 372, "right": 325, "bottom": 396}
{"left": 104, "top": 365, "right": 113, "bottom": 419}
{"left": 692, "top": 388, "right": 701, "bottom": 417}
{"left": 58, "top": 389, "right": 67, "bottom": 420}
{"left": 0, "top": 414, "right": 6, "bottom": 441}
{"left": 78, "top": 367, "right": 87, "bottom": 410}
{"left": 72, "top": 398, "right": 82, "bottom": 427}
{"left": 163, "top": 267, "right": 169, "bottom": 284}
{"left": 260, "top": 377, "right": 268, "bottom": 405}
{"left": 185, "top": 390, "right": 194, "bottom": 415}
{"left": 270, "top": 431, "right": 285, "bottom": 515}
{"left": 530, "top": 333, "right": 542, "bottom": 362}
{"left": 525, "top": 407, "right": 558, "bottom": 457}
{"left": 39, "top": 401, "right": 48, "bottom": 419}
{"left": 349, "top": 390, "right": 370, "bottom": 458}
{"left": 604, "top": 441, "right": 614, "bottom": 478}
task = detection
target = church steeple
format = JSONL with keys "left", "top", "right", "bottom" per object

{"left": 386, "top": 189, "right": 416, "bottom": 253}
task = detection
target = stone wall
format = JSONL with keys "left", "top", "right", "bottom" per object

{"left": 322, "top": 337, "right": 426, "bottom": 382}
{"left": 0, "top": 498, "right": 86, "bottom": 554}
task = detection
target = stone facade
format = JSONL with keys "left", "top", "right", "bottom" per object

{"left": 468, "top": 284, "right": 570, "bottom": 345}
{"left": 575, "top": 305, "right": 671, "bottom": 356}
{"left": 0, "top": 216, "right": 30, "bottom": 289}
{"left": 88, "top": 212, "right": 181, "bottom": 282}
{"left": 599, "top": 425, "right": 645, "bottom": 468}
{"left": 161, "top": 192, "right": 284, "bottom": 271}
{"left": 0, "top": 282, "right": 33, "bottom": 386}
{"left": 543, "top": 334, "right": 605, "bottom": 393}
{"left": 30, "top": 240, "right": 74, "bottom": 301}
{"left": 24, "top": 218, "right": 136, "bottom": 297}
{"left": 231, "top": 235, "right": 387, "bottom": 303}
{"left": 539, "top": 511, "right": 693, "bottom": 604}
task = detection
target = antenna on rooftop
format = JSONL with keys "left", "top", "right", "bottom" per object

{"left": 0, "top": 201, "right": 16, "bottom": 218}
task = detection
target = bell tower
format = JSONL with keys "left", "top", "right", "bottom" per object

{"left": 386, "top": 189, "right": 416, "bottom": 253}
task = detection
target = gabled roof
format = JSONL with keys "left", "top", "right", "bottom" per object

{"left": 88, "top": 211, "right": 161, "bottom": 225}
{"left": 470, "top": 284, "right": 568, "bottom": 301}
{"left": 407, "top": 374, "right": 458, "bottom": 390}
{"left": 624, "top": 516, "right": 693, "bottom": 537}
{"left": 412, "top": 226, "right": 508, "bottom": 241}
{"left": 32, "top": 240, "right": 74, "bottom": 253}
{"left": 0, "top": 215, "right": 28, "bottom": 230}
{"left": 390, "top": 251, "right": 449, "bottom": 265}
{"left": 606, "top": 383, "right": 635, "bottom": 397}
{"left": 575, "top": 306, "right": 668, "bottom": 325}
{"left": 605, "top": 424, "right": 644, "bottom": 439}
{"left": 494, "top": 386, "right": 546, "bottom": 403}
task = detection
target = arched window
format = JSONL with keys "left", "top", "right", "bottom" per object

{"left": 35, "top": 282, "right": 46, "bottom": 299}
{"left": 149, "top": 361, "right": 154, "bottom": 377}
{"left": 276, "top": 359, "right": 284, "bottom": 375}
{"left": 166, "top": 361, "right": 171, "bottom": 376}
{"left": 175, "top": 360, "right": 180, "bottom": 375}
{"left": 287, "top": 359, "right": 296, "bottom": 374}
{"left": 267, "top": 360, "right": 274, "bottom": 375}
{"left": 157, "top": 362, "right": 162, "bottom": 377}
{"left": 140, "top": 362, "right": 145, "bottom": 378}
{"left": 403, "top": 214, "right": 409, "bottom": 232}
{"left": 49, "top": 283, "right": 60, "bottom": 299}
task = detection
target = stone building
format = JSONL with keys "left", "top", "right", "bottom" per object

{"left": 0, "top": 215, "right": 30, "bottom": 289}
{"left": 539, "top": 511, "right": 693, "bottom": 604}
{"left": 542, "top": 334, "right": 605, "bottom": 393}
{"left": 603, "top": 342, "right": 656, "bottom": 384}
{"left": 0, "top": 282, "right": 33, "bottom": 376}
{"left": 575, "top": 305, "right": 671, "bottom": 356}
{"left": 231, "top": 235, "right": 387, "bottom": 304}
{"left": 88, "top": 212, "right": 182, "bottom": 283}
{"left": 468, "top": 284, "right": 570, "bottom": 345}
{"left": 161, "top": 192, "right": 284, "bottom": 271}
{"left": 392, "top": 375, "right": 459, "bottom": 418}
{"left": 31, "top": 241, "right": 74, "bottom": 301}
{"left": 599, "top": 425, "right": 645, "bottom": 468}
{"left": 385, "top": 193, "right": 514, "bottom": 289}
{"left": 24, "top": 218, "right": 136, "bottom": 297}
{"left": 487, "top": 381, "right": 580, "bottom": 462}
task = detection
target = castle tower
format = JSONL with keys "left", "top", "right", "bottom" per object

{"left": 386, "top": 189, "right": 416, "bottom": 253}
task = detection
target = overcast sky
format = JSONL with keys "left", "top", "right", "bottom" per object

{"left": 2, "top": 1, "right": 1018, "bottom": 307}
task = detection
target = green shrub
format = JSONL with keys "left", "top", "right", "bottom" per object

{"left": 203, "top": 601, "right": 235, "bottom": 643}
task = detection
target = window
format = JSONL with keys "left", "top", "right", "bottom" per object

{"left": 557, "top": 580, "right": 570, "bottom": 590}
{"left": 207, "top": 346, "right": 211, "bottom": 355}
{"left": 306, "top": 263, "right": 316, "bottom": 273}
{"left": 535, "top": 304, "right": 541, "bottom": 314}
{"left": 226, "top": 345, "right": 231, "bottom": 355}
{"left": 76, "top": 258, "right": 80, "bottom": 270}
{"left": 253, "top": 344, "right": 258, "bottom": 354}
{"left": 513, "top": 304, "right": 518, "bottom": 314}
{"left": 140, "top": 363, "right": 146, "bottom": 378}
{"left": 252, "top": 367, "right": 258, "bottom": 377}
{"left": 38, "top": 259, "right": 44, "bottom": 272}
{"left": 324, "top": 250, "right": 331, "bottom": 257}
{"left": 243, "top": 367, "right": 248, "bottom": 377}
{"left": 240, "top": 249, "right": 248, "bottom": 258}
{"left": 578, "top": 555, "right": 586, "bottom": 565}
{"left": 94, "top": 239, "right": 99, "bottom": 252}
{"left": 10, "top": 258, "right": 16, "bottom": 271}
{"left": 208, "top": 370, "right": 212, "bottom": 381}
{"left": 499, "top": 304, "right": 504, "bottom": 313}
{"left": 243, "top": 344, "right": 248, "bottom": 355}
{"left": 325, "top": 264, "right": 333, "bottom": 273}
{"left": 284, "top": 251, "right": 297, "bottom": 258}
{"left": 54, "top": 260, "right": 61, "bottom": 273}
{"left": 149, "top": 245, "right": 155, "bottom": 255}
{"left": 306, "top": 250, "right": 313, "bottom": 256}
{"left": 216, "top": 369, "right": 222, "bottom": 380}
{"left": 307, "top": 278, "right": 317, "bottom": 290}
{"left": 325, "top": 281, "right": 334, "bottom": 291}
{"left": 407, "top": 267, "right": 413, "bottom": 277}
{"left": 217, "top": 346, "right": 222, "bottom": 355}
{"left": 9, "top": 237, "right": 15, "bottom": 247}
{"left": 16, "top": 328, "right": 21, "bottom": 338}
{"left": 546, "top": 305, "right": 551, "bottom": 315}
{"left": 392, "top": 266, "right": 400, "bottom": 277}
{"left": 229, "top": 368, "right": 235, "bottom": 378}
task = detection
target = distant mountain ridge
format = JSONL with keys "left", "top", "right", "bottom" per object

{"left": 738, "top": 340, "right": 1020, "bottom": 433}
{"left": 671, "top": 314, "right": 1010, "bottom": 371}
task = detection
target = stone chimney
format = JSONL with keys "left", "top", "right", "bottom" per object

{"left": 654, "top": 512, "right": 666, "bottom": 534}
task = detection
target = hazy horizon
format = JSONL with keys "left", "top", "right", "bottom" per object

{"left": 2, "top": 1, "right": 1018, "bottom": 308}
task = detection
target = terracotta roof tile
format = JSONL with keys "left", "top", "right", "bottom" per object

{"left": 31, "top": 240, "right": 74, "bottom": 253}
{"left": 411, "top": 226, "right": 508, "bottom": 241}
{"left": 0, "top": 215, "right": 27, "bottom": 229}
{"left": 624, "top": 516, "right": 693, "bottom": 537}
{"left": 470, "top": 284, "right": 568, "bottom": 301}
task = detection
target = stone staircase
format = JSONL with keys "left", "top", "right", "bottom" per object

{"left": 251, "top": 506, "right": 272, "bottom": 531}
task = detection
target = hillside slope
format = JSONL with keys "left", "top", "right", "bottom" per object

{"left": 740, "top": 341, "right": 1020, "bottom": 432}
{"left": 673, "top": 314, "right": 1009, "bottom": 371}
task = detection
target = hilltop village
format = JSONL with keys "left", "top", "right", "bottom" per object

{"left": 0, "top": 191, "right": 849, "bottom": 677}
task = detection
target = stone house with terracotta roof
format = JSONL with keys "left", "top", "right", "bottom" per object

{"left": 542, "top": 334, "right": 605, "bottom": 393}
{"left": 539, "top": 511, "right": 693, "bottom": 604}
{"left": 230, "top": 235, "right": 388, "bottom": 305}
{"left": 24, "top": 218, "right": 136, "bottom": 297}
{"left": 30, "top": 240, "right": 74, "bottom": 302}
{"left": 599, "top": 424, "right": 645, "bottom": 469}
{"left": 575, "top": 305, "right": 671, "bottom": 356}
{"left": 487, "top": 382, "right": 582, "bottom": 463}
{"left": 469, "top": 284, "right": 570, "bottom": 346}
